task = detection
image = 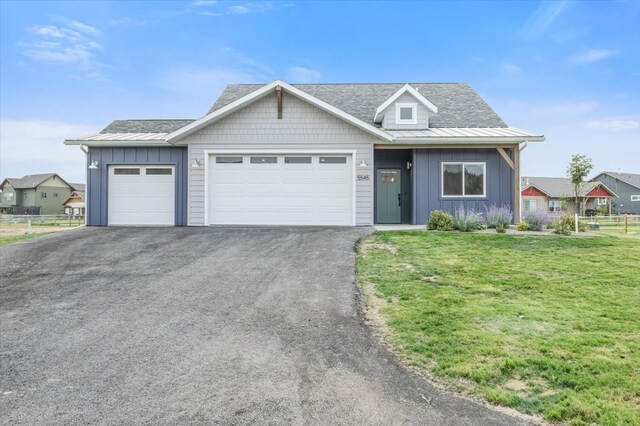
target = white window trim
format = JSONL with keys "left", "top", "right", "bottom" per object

{"left": 524, "top": 199, "right": 537, "bottom": 212}
{"left": 548, "top": 200, "right": 565, "bottom": 212}
{"left": 395, "top": 103, "right": 417, "bottom": 125}
{"left": 441, "top": 162, "right": 487, "bottom": 198}
{"left": 596, "top": 197, "right": 608, "bottom": 206}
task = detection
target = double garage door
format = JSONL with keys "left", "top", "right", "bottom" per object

{"left": 208, "top": 153, "right": 354, "bottom": 226}
{"left": 108, "top": 165, "right": 175, "bottom": 226}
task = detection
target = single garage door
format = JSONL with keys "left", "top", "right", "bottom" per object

{"left": 208, "top": 154, "right": 353, "bottom": 225}
{"left": 108, "top": 165, "right": 175, "bottom": 225}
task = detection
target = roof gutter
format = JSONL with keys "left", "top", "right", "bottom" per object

{"left": 64, "top": 139, "right": 172, "bottom": 147}
{"left": 389, "top": 136, "right": 545, "bottom": 144}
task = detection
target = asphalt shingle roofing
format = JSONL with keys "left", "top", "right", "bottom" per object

{"left": 522, "top": 177, "right": 607, "bottom": 198}
{"left": 4, "top": 173, "right": 58, "bottom": 189}
{"left": 209, "top": 83, "right": 508, "bottom": 128}
{"left": 599, "top": 171, "right": 640, "bottom": 189}
{"left": 98, "top": 83, "right": 509, "bottom": 133}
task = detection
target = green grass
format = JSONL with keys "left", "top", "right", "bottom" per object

{"left": 357, "top": 232, "right": 640, "bottom": 425}
{"left": 596, "top": 225, "right": 640, "bottom": 240}
{"left": 0, "top": 232, "right": 52, "bottom": 246}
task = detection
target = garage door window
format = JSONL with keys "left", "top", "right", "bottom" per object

{"left": 285, "top": 156, "right": 312, "bottom": 164}
{"left": 146, "top": 168, "right": 172, "bottom": 175}
{"left": 250, "top": 156, "right": 277, "bottom": 164}
{"left": 114, "top": 168, "right": 140, "bottom": 175}
{"left": 216, "top": 156, "right": 243, "bottom": 164}
{"left": 319, "top": 157, "right": 347, "bottom": 164}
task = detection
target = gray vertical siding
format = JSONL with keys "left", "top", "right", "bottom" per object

{"left": 86, "top": 147, "right": 188, "bottom": 226}
{"left": 592, "top": 174, "right": 640, "bottom": 214}
{"left": 412, "top": 148, "right": 514, "bottom": 224}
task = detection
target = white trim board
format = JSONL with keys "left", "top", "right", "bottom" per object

{"left": 374, "top": 84, "right": 438, "bottom": 123}
{"left": 167, "top": 80, "right": 393, "bottom": 143}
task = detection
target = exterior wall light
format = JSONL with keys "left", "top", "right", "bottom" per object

{"left": 191, "top": 159, "right": 202, "bottom": 169}
{"left": 359, "top": 160, "right": 369, "bottom": 168}
{"left": 88, "top": 161, "right": 99, "bottom": 169}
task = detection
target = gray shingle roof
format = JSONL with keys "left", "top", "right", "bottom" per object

{"left": 598, "top": 172, "right": 640, "bottom": 190}
{"left": 71, "top": 183, "right": 86, "bottom": 192}
{"left": 4, "top": 173, "right": 58, "bottom": 189}
{"left": 101, "top": 119, "right": 195, "bottom": 133}
{"left": 522, "top": 177, "right": 607, "bottom": 198}
{"left": 208, "top": 83, "right": 508, "bottom": 128}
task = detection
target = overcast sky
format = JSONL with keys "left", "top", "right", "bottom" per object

{"left": 1, "top": 0, "right": 639, "bottom": 183}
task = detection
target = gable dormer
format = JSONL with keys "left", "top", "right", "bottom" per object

{"left": 373, "top": 84, "right": 438, "bottom": 130}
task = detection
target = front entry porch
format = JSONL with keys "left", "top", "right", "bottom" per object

{"left": 374, "top": 150, "right": 413, "bottom": 224}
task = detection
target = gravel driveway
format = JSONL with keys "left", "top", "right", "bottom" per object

{"left": 0, "top": 227, "right": 527, "bottom": 425}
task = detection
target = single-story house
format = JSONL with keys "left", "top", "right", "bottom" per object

{"left": 590, "top": 171, "right": 640, "bottom": 215}
{"left": 521, "top": 176, "right": 617, "bottom": 216}
{"left": 63, "top": 183, "right": 86, "bottom": 216}
{"left": 0, "top": 173, "right": 75, "bottom": 215}
{"left": 64, "top": 80, "right": 544, "bottom": 226}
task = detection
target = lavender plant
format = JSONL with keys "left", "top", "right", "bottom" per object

{"left": 484, "top": 205, "right": 513, "bottom": 229}
{"left": 453, "top": 205, "right": 486, "bottom": 232}
{"left": 524, "top": 210, "right": 553, "bottom": 231}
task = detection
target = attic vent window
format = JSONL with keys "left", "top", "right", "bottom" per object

{"left": 396, "top": 103, "right": 417, "bottom": 124}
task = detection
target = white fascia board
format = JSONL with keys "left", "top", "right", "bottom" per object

{"left": 390, "top": 135, "right": 545, "bottom": 143}
{"left": 64, "top": 139, "right": 172, "bottom": 147}
{"left": 166, "top": 79, "right": 393, "bottom": 143}
{"left": 374, "top": 84, "right": 438, "bottom": 123}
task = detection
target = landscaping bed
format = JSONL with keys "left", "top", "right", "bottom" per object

{"left": 357, "top": 231, "right": 640, "bottom": 425}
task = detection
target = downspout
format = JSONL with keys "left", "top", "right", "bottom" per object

{"left": 80, "top": 145, "right": 88, "bottom": 226}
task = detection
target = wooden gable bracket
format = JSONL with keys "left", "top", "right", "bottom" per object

{"left": 276, "top": 85, "right": 283, "bottom": 119}
{"left": 496, "top": 147, "right": 515, "bottom": 170}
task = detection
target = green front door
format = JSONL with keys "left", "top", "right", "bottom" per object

{"left": 376, "top": 169, "right": 402, "bottom": 224}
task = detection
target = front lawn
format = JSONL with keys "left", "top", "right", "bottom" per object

{"left": 0, "top": 232, "right": 51, "bottom": 246}
{"left": 357, "top": 232, "right": 640, "bottom": 425}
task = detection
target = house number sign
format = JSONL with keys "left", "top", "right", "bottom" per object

{"left": 357, "top": 174, "right": 370, "bottom": 181}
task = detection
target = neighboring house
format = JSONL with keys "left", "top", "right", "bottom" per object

{"left": 521, "top": 177, "right": 617, "bottom": 216}
{"left": 64, "top": 80, "right": 544, "bottom": 226}
{"left": 63, "top": 183, "right": 86, "bottom": 216}
{"left": 590, "top": 172, "right": 640, "bottom": 215}
{"left": 0, "top": 173, "right": 76, "bottom": 215}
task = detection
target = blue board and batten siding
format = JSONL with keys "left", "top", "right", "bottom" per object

{"left": 86, "top": 147, "right": 188, "bottom": 226}
{"left": 412, "top": 149, "right": 514, "bottom": 224}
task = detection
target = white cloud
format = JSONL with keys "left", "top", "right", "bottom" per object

{"left": 156, "top": 67, "right": 265, "bottom": 98}
{"left": 0, "top": 119, "right": 100, "bottom": 183}
{"left": 532, "top": 100, "right": 599, "bottom": 117}
{"left": 109, "top": 17, "right": 156, "bottom": 26}
{"left": 500, "top": 62, "right": 522, "bottom": 75}
{"left": 192, "top": 0, "right": 218, "bottom": 6}
{"left": 155, "top": 47, "right": 274, "bottom": 100}
{"left": 569, "top": 48, "right": 615, "bottom": 64}
{"left": 520, "top": 0, "right": 569, "bottom": 39}
{"left": 286, "top": 66, "right": 322, "bottom": 83}
{"left": 54, "top": 17, "right": 102, "bottom": 36}
{"left": 19, "top": 18, "right": 106, "bottom": 78}
{"left": 493, "top": 98, "right": 640, "bottom": 176}
{"left": 587, "top": 117, "right": 640, "bottom": 132}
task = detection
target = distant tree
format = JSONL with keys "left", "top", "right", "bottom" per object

{"left": 566, "top": 154, "right": 594, "bottom": 215}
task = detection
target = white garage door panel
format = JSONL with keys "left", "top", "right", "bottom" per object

{"left": 208, "top": 154, "right": 353, "bottom": 225}
{"left": 108, "top": 166, "right": 175, "bottom": 226}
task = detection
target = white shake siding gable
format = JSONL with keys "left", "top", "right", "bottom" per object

{"left": 382, "top": 92, "right": 431, "bottom": 130}
{"left": 179, "top": 92, "right": 377, "bottom": 226}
